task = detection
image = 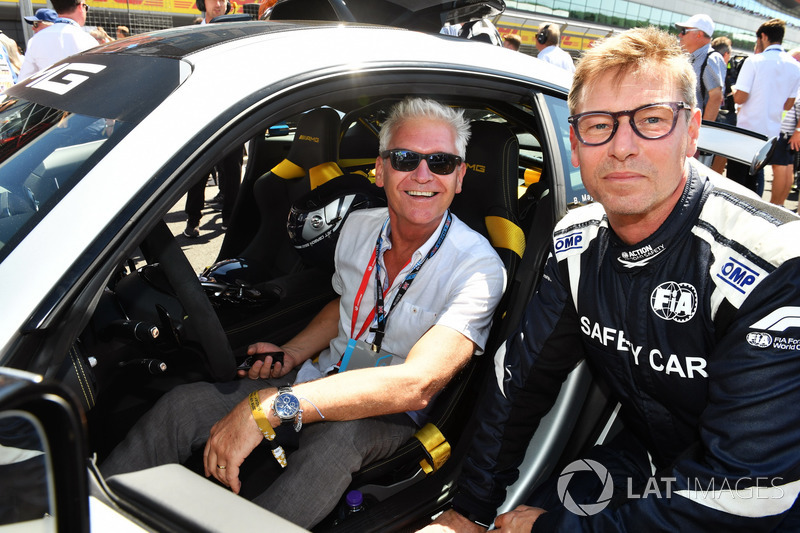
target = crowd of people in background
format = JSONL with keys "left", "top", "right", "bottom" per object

{"left": 0, "top": 1, "right": 134, "bottom": 91}
{"left": 499, "top": 12, "right": 800, "bottom": 212}
{"left": 4, "top": 4, "right": 800, "bottom": 213}
{"left": 681, "top": 14, "right": 800, "bottom": 210}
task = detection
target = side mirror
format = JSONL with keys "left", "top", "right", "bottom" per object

{"left": 0, "top": 369, "right": 89, "bottom": 532}
{"left": 750, "top": 136, "right": 777, "bottom": 176}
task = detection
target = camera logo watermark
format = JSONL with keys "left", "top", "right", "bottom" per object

{"left": 557, "top": 459, "right": 792, "bottom": 517}
{"left": 557, "top": 459, "right": 614, "bottom": 516}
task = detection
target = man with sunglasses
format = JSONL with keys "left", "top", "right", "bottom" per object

{"left": 102, "top": 98, "right": 506, "bottom": 529}
{"left": 425, "top": 27, "right": 800, "bottom": 533}
{"left": 18, "top": 0, "right": 96, "bottom": 81}
{"left": 22, "top": 9, "right": 57, "bottom": 34}
{"left": 676, "top": 14, "right": 725, "bottom": 123}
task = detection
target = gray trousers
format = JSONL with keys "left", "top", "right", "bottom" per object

{"left": 101, "top": 376, "right": 416, "bottom": 528}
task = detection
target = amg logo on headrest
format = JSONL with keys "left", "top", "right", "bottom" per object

{"left": 466, "top": 163, "right": 486, "bottom": 173}
{"left": 298, "top": 135, "right": 320, "bottom": 143}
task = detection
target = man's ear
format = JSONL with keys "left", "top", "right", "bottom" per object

{"left": 455, "top": 163, "right": 466, "bottom": 194}
{"left": 569, "top": 126, "right": 581, "bottom": 168}
{"left": 374, "top": 156, "right": 385, "bottom": 188}
{"left": 686, "top": 107, "right": 702, "bottom": 157}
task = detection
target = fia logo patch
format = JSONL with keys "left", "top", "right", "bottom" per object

{"left": 650, "top": 281, "right": 697, "bottom": 323}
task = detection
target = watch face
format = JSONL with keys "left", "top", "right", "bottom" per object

{"left": 274, "top": 393, "right": 300, "bottom": 419}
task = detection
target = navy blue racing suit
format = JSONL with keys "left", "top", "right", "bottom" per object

{"left": 454, "top": 163, "right": 800, "bottom": 531}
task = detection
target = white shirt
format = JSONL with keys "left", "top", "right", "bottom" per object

{"left": 18, "top": 19, "right": 97, "bottom": 80}
{"left": 295, "top": 208, "right": 506, "bottom": 384}
{"left": 537, "top": 45, "right": 575, "bottom": 73}
{"left": 734, "top": 44, "right": 800, "bottom": 137}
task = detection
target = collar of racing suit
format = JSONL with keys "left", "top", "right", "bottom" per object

{"left": 609, "top": 166, "right": 711, "bottom": 271}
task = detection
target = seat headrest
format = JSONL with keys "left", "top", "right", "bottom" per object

{"left": 285, "top": 107, "right": 341, "bottom": 170}
{"left": 452, "top": 121, "right": 519, "bottom": 235}
{"left": 451, "top": 121, "right": 525, "bottom": 260}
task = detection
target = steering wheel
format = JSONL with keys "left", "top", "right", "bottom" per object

{"left": 142, "top": 220, "right": 236, "bottom": 381}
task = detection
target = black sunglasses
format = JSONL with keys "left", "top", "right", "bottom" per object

{"left": 380, "top": 149, "right": 462, "bottom": 175}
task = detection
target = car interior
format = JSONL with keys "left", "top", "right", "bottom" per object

{"left": 5, "top": 92, "right": 612, "bottom": 531}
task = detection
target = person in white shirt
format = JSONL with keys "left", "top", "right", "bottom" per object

{"left": 17, "top": 0, "right": 97, "bottom": 81}
{"left": 534, "top": 23, "right": 575, "bottom": 73}
{"left": 101, "top": 98, "right": 506, "bottom": 529}
{"left": 732, "top": 18, "right": 800, "bottom": 196}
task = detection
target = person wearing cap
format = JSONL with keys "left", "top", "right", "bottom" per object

{"left": 676, "top": 14, "right": 725, "bottom": 122}
{"left": 23, "top": 9, "right": 57, "bottom": 34}
{"left": 729, "top": 18, "right": 800, "bottom": 196}
{"left": 17, "top": 0, "right": 97, "bottom": 81}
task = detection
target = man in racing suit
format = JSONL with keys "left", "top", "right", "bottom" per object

{"left": 424, "top": 26, "right": 800, "bottom": 532}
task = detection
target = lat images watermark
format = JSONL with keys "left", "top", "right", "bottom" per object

{"left": 557, "top": 459, "right": 614, "bottom": 516}
{"left": 557, "top": 459, "right": 786, "bottom": 517}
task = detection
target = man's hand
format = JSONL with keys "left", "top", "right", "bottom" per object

{"left": 238, "top": 342, "right": 299, "bottom": 380}
{"left": 203, "top": 392, "right": 271, "bottom": 494}
{"left": 416, "top": 509, "right": 487, "bottom": 533}
{"left": 790, "top": 131, "right": 800, "bottom": 152}
{"left": 493, "top": 505, "right": 546, "bottom": 532}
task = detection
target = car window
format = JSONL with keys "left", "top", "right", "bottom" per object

{"left": 0, "top": 94, "right": 132, "bottom": 262}
{"left": 543, "top": 94, "right": 592, "bottom": 207}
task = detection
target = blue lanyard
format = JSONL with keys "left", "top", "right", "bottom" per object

{"left": 370, "top": 211, "right": 452, "bottom": 352}
{"left": 54, "top": 18, "right": 80, "bottom": 26}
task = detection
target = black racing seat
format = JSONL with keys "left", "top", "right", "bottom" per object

{"left": 452, "top": 120, "right": 524, "bottom": 283}
{"left": 315, "top": 121, "right": 524, "bottom": 526}
{"left": 338, "top": 116, "right": 380, "bottom": 178}
{"left": 208, "top": 108, "right": 346, "bottom": 350}
{"left": 217, "top": 107, "right": 344, "bottom": 282}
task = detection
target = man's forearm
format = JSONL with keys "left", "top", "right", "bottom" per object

{"left": 263, "top": 324, "right": 475, "bottom": 427}
{"left": 733, "top": 89, "right": 749, "bottom": 105}
{"left": 703, "top": 89, "right": 722, "bottom": 122}
{"left": 280, "top": 297, "right": 341, "bottom": 363}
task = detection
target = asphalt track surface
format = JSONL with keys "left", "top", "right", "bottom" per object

{"left": 168, "top": 182, "right": 228, "bottom": 276}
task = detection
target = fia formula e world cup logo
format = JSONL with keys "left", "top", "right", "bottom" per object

{"left": 557, "top": 459, "right": 614, "bottom": 516}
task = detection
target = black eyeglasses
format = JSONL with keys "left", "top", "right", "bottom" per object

{"left": 678, "top": 28, "right": 701, "bottom": 36}
{"left": 568, "top": 101, "right": 692, "bottom": 146}
{"left": 380, "top": 149, "right": 462, "bottom": 175}
{"left": 81, "top": 2, "right": 90, "bottom": 12}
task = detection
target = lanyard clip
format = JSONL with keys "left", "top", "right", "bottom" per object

{"left": 370, "top": 329, "right": 384, "bottom": 353}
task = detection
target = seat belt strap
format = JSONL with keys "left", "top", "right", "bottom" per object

{"left": 270, "top": 159, "right": 305, "bottom": 180}
{"left": 414, "top": 423, "right": 451, "bottom": 474}
{"left": 485, "top": 215, "right": 526, "bottom": 258}
{"left": 309, "top": 162, "right": 343, "bottom": 189}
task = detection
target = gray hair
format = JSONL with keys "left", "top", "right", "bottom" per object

{"left": 378, "top": 97, "right": 471, "bottom": 158}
